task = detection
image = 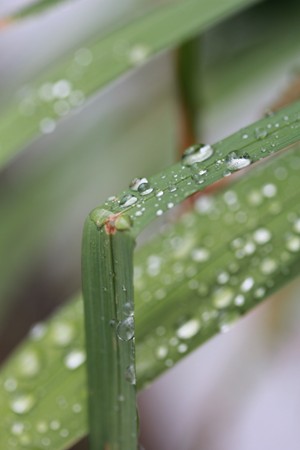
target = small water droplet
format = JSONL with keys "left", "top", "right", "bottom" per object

{"left": 40, "top": 117, "right": 56, "bottom": 134}
{"left": 168, "top": 185, "right": 177, "bottom": 193}
{"left": 4, "top": 378, "right": 18, "bottom": 392}
{"left": 128, "top": 44, "right": 150, "bottom": 65}
{"left": 125, "top": 364, "right": 136, "bottom": 385}
{"left": 255, "top": 127, "right": 268, "bottom": 139}
{"left": 253, "top": 228, "right": 272, "bottom": 244}
{"left": 50, "top": 420, "right": 61, "bottom": 430}
{"left": 74, "top": 48, "right": 93, "bottom": 66}
{"left": 17, "top": 350, "right": 41, "bottom": 378}
{"left": 240, "top": 277, "right": 254, "bottom": 292}
{"left": 10, "top": 394, "right": 35, "bottom": 414}
{"left": 119, "top": 194, "right": 138, "bottom": 208}
{"left": 226, "top": 151, "right": 251, "bottom": 171}
{"left": 286, "top": 235, "right": 300, "bottom": 252}
{"left": 29, "top": 323, "right": 47, "bottom": 340}
{"left": 181, "top": 144, "right": 213, "bottom": 167}
{"left": 176, "top": 319, "right": 200, "bottom": 340}
{"left": 52, "top": 79, "right": 71, "bottom": 99}
{"left": 293, "top": 219, "right": 300, "bottom": 234}
{"left": 11, "top": 422, "right": 25, "bottom": 436}
{"left": 155, "top": 346, "right": 168, "bottom": 360}
{"left": 64, "top": 350, "right": 86, "bottom": 370}
{"left": 50, "top": 322, "right": 74, "bottom": 347}
{"left": 234, "top": 295, "right": 245, "bottom": 306}
{"left": 72, "top": 403, "right": 82, "bottom": 413}
{"left": 116, "top": 316, "right": 134, "bottom": 341}
{"left": 191, "top": 248, "right": 210, "bottom": 262}
{"left": 219, "top": 311, "right": 240, "bottom": 333}
{"left": 262, "top": 183, "right": 277, "bottom": 198}
{"left": 156, "top": 209, "right": 163, "bottom": 216}
{"left": 212, "top": 287, "right": 234, "bottom": 309}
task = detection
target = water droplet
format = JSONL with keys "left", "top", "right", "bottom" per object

{"left": 168, "top": 185, "right": 177, "bottom": 193}
{"left": 64, "top": 350, "right": 86, "bottom": 370}
{"left": 255, "top": 127, "right": 268, "bottom": 139}
{"left": 293, "top": 219, "right": 300, "bottom": 234}
{"left": 212, "top": 287, "right": 234, "bottom": 309}
{"left": 50, "top": 420, "right": 61, "bottom": 430}
{"left": 40, "top": 117, "right": 56, "bottom": 134}
{"left": 178, "top": 343, "right": 188, "bottom": 353}
{"left": 253, "top": 228, "right": 272, "bottom": 244}
{"left": 4, "top": 378, "right": 17, "bottom": 392}
{"left": 52, "top": 79, "right": 71, "bottom": 99}
{"left": 130, "top": 177, "right": 151, "bottom": 195}
{"left": 10, "top": 394, "right": 35, "bottom": 414}
{"left": 74, "top": 48, "right": 93, "bottom": 66}
{"left": 72, "top": 403, "right": 82, "bottom": 413}
{"left": 226, "top": 151, "right": 251, "bottom": 171}
{"left": 155, "top": 346, "right": 168, "bottom": 360}
{"left": 17, "top": 350, "right": 41, "bottom": 378}
{"left": 191, "top": 248, "right": 210, "bottom": 262}
{"left": 29, "top": 323, "right": 47, "bottom": 340}
{"left": 116, "top": 316, "right": 134, "bottom": 341}
{"left": 36, "top": 421, "right": 48, "bottom": 433}
{"left": 176, "top": 319, "right": 200, "bottom": 340}
{"left": 260, "top": 258, "right": 277, "bottom": 275}
{"left": 38, "top": 83, "right": 54, "bottom": 102}
{"left": 119, "top": 194, "right": 138, "bottom": 208}
{"left": 125, "top": 364, "right": 136, "bottom": 385}
{"left": 286, "top": 235, "right": 300, "bottom": 252}
{"left": 262, "top": 183, "right": 277, "bottom": 198}
{"left": 50, "top": 322, "right": 74, "bottom": 347}
{"left": 156, "top": 209, "right": 163, "bottom": 216}
{"left": 234, "top": 295, "right": 245, "bottom": 306}
{"left": 181, "top": 144, "right": 213, "bottom": 167}
{"left": 167, "top": 202, "right": 174, "bottom": 209}
{"left": 219, "top": 311, "right": 240, "bottom": 333}
{"left": 11, "top": 422, "right": 25, "bottom": 436}
{"left": 217, "top": 271, "right": 230, "bottom": 284}
{"left": 240, "top": 277, "right": 254, "bottom": 292}
{"left": 128, "top": 44, "right": 150, "bottom": 65}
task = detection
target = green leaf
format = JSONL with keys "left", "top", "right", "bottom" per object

{"left": 0, "top": 0, "right": 258, "bottom": 169}
{"left": 4, "top": 0, "right": 76, "bottom": 20}
{"left": 1, "top": 145, "right": 300, "bottom": 448}
{"left": 82, "top": 217, "right": 137, "bottom": 449}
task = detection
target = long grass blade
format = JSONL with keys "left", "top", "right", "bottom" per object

{"left": 82, "top": 213, "right": 137, "bottom": 449}
{"left": 0, "top": 0, "right": 258, "bottom": 169}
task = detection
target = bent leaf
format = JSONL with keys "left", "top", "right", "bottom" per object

{"left": 0, "top": 146, "right": 300, "bottom": 449}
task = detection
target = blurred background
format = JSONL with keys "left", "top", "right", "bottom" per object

{"left": 1, "top": 0, "right": 300, "bottom": 449}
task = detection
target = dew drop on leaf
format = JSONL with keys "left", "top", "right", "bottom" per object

{"left": 10, "top": 394, "right": 35, "bottom": 415}
{"left": 212, "top": 287, "right": 234, "bottom": 309}
{"left": 125, "top": 364, "right": 136, "bottom": 385}
{"left": 116, "top": 316, "right": 134, "bottom": 341}
{"left": 226, "top": 151, "right": 251, "bottom": 171}
{"left": 119, "top": 194, "right": 138, "bottom": 208}
{"left": 181, "top": 144, "right": 213, "bottom": 167}
{"left": 64, "top": 350, "right": 86, "bottom": 370}
{"left": 286, "top": 235, "right": 300, "bottom": 252}
{"left": 176, "top": 319, "right": 200, "bottom": 339}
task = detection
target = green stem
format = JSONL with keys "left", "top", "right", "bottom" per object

{"left": 82, "top": 211, "right": 137, "bottom": 450}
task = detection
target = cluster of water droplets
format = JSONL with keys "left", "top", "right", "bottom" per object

{"left": 135, "top": 151, "right": 300, "bottom": 380}
{"left": 1, "top": 300, "right": 86, "bottom": 448}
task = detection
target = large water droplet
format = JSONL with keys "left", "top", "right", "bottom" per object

{"left": 130, "top": 177, "right": 153, "bottom": 195}
{"left": 240, "top": 277, "right": 254, "bottom": 292}
{"left": 212, "top": 287, "right": 234, "bottom": 309}
{"left": 64, "top": 350, "right": 86, "bottom": 370}
{"left": 176, "top": 319, "right": 200, "bottom": 340}
{"left": 191, "top": 247, "right": 210, "bottom": 262}
{"left": 286, "top": 235, "right": 300, "bottom": 252}
{"left": 17, "top": 350, "right": 41, "bottom": 378}
{"left": 260, "top": 258, "right": 278, "bottom": 275}
{"left": 10, "top": 394, "right": 35, "bottom": 414}
{"left": 116, "top": 316, "right": 134, "bottom": 341}
{"left": 226, "top": 151, "right": 251, "bottom": 171}
{"left": 253, "top": 228, "right": 272, "bottom": 244}
{"left": 181, "top": 144, "right": 213, "bottom": 167}
{"left": 119, "top": 194, "right": 138, "bottom": 208}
